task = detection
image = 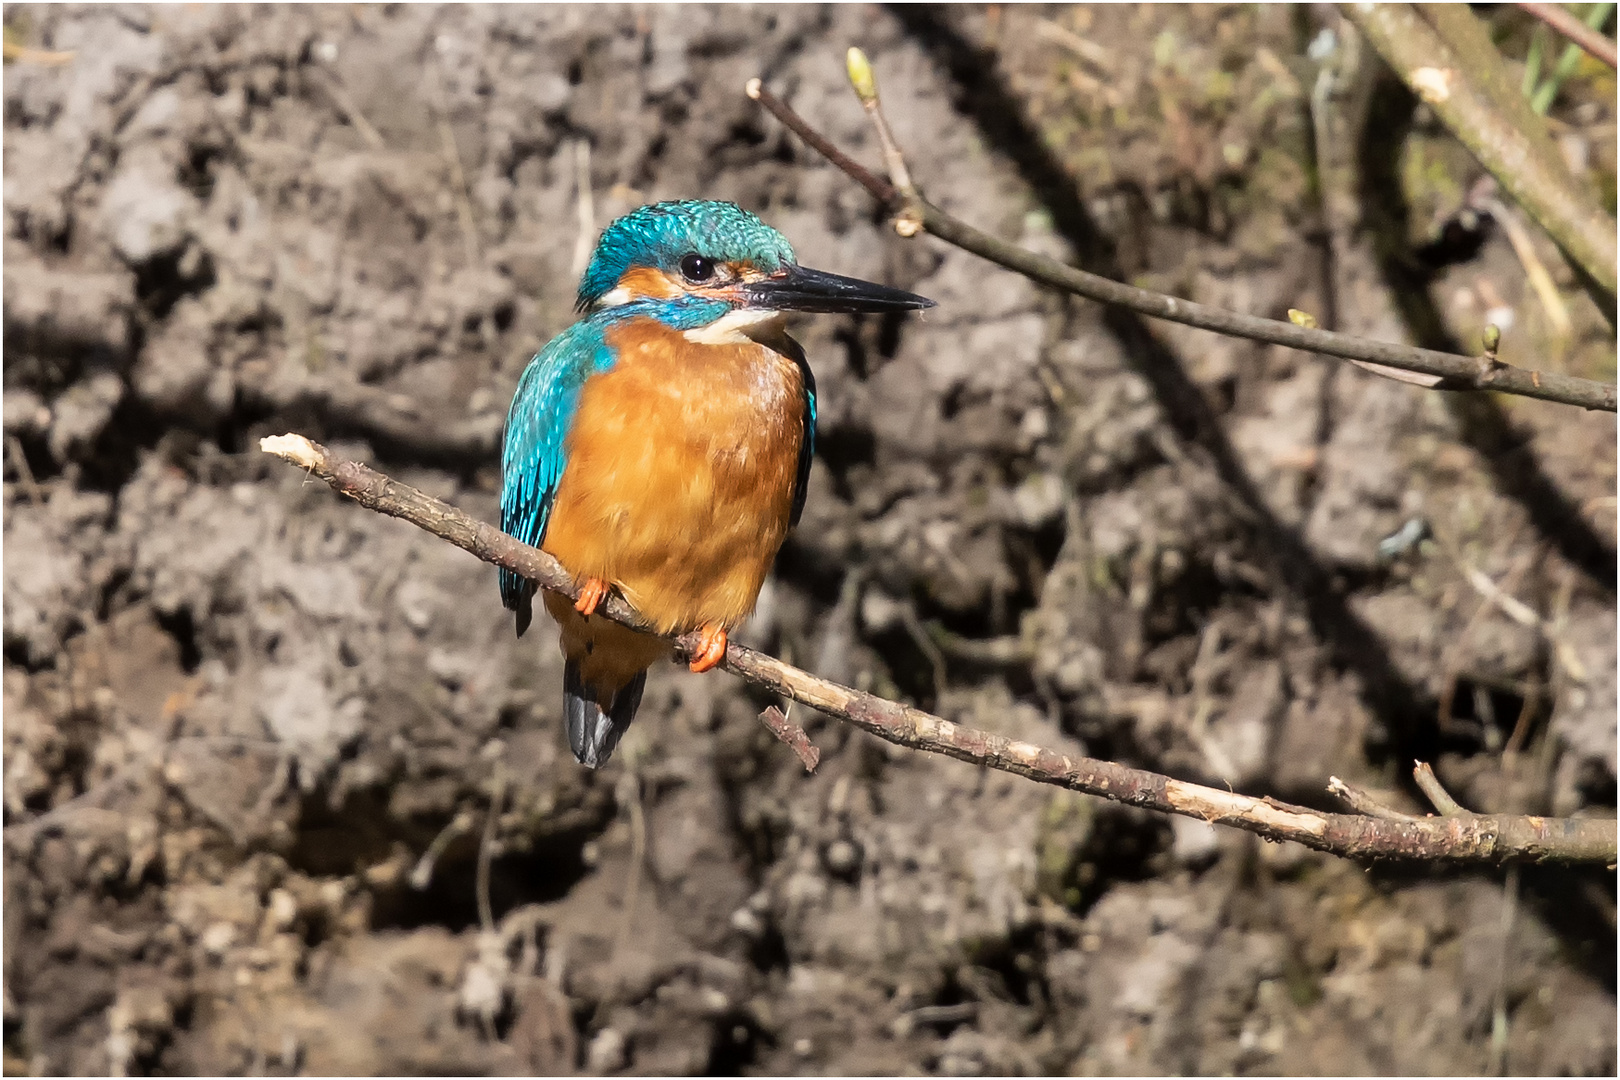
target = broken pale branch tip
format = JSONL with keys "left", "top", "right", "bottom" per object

{"left": 260, "top": 433, "right": 322, "bottom": 470}
{"left": 1328, "top": 776, "right": 1419, "bottom": 821}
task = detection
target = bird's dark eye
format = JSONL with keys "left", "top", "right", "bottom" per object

{"left": 679, "top": 254, "right": 715, "bottom": 283}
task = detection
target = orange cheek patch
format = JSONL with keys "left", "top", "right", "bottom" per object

{"left": 616, "top": 266, "right": 684, "bottom": 300}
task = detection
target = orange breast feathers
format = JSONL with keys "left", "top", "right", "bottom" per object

{"left": 539, "top": 315, "right": 807, "bottom": 636}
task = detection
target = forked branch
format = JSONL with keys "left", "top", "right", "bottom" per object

{"left": 262, "top": 434, "right": 1617, "bottom": 865}
{"left": 744, "top": 64, "right": 1616, "bottom": 412}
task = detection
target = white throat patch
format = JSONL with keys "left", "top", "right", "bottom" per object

{"left": 683, "top": 308, "right": 786, "bottom": 345}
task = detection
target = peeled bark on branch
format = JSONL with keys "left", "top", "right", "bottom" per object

{"left": 262, "top": 434, "right": 1618, "bottom": 865}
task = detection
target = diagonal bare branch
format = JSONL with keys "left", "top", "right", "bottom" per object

{"left": 261, "top": 434, "right": 1617, "bottom": 865}
{"left": 745, "top": 76, "right": 1615, "bottom": 412}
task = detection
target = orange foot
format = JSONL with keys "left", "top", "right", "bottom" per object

{"left": 688, "top": 623, "right": 728, "bottom": 673}
{"left": 574, "top": 577, "right": 611, "bottom": 616}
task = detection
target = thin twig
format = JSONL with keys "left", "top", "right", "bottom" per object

{"left": 1032, "top": 18, "right": 1114, "bottom": 74}
{"left": 1489, "top": 863, "right": 1522, "bottom": 1075}
{"left": 310, "top": 66, "right": 386, "bottom": 151}
{"left": 745, "top": 78, "right": 894, "bottom": 203}
{"left": 5, "top": 434, "right": 46, "bottom": 504}
{"left": 899, "top": 602, "right": 949, "bottom": 701}
{"left": 931, "top": 628, "right": 1035, "bottom": 667}
{"left": 570, "top": 139, "right": 596, "bottom": 277}
{"left": 1328, "top": 776, "right": 1420, "bottom": 821}
{"left": 259, "top": 433, "right": 1618, "bottom": 865}
{"left": 760, "top": 705, "right": 821, "bottom": 772}
{"left": 745, "top": 78, "right": 1615, "bottom": 411}
{"left": 846, "top": 48, "right": 922, "bottom": 235}
{"left": 428, "top": 61, "right": 481, "bottom": 269}
{"left": 476, "top": 762, "right": 505, "bottom": 935}
{"left": 612, "top": 765, "right": 645, "bottom": 958}
{"left": 1413, "top": 761, "right": 1470, "bottom": 817}
{"left": 1517, "top": 1, "right": 1618, "bottom": 68}
{"left": 410, "top": 809, "right": 476, "bottom": 890}
{"left": 1502, "top": 671, "right": 1540, "bottom": 758}
{"left": 1452, "top": 550, "right": 1589, "bottom": 686}
{"left": 1, "top": 40, "right": 76, "bottom": 65}
{"left": 1460, "top": 561, "right": 1542, "bottom": 629}
{"left": 1480, "top": 195, "right": 1572, "bottom": 342}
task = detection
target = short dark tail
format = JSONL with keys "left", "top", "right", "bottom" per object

{"left": 563, "top": 660, "right": 646, "bottom": 768}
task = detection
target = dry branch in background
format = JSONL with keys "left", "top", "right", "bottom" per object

{"left": 744, "top": 60, "right": 1616, "bottom": 412}
{"left": 262, "top": 434, "right": 1617, "bottom": 865}
{"left": 1344, "top": 3, "right": 1618, "bottom": 302}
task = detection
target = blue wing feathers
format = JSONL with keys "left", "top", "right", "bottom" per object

{"left": 792, "top": 361, "right": 815, "bottom": 527}
{"left": 499, "top": 322, "right": 615, "bottom": 629}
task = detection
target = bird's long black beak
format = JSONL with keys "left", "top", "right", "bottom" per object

{"left": 744, "top": 264, "right": 935, "bottom": 314}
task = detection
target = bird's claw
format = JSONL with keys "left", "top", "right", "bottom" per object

{"left": 688, "top": 624, "right": 728, "bottom": 673}
{"left": 575, "top": 577, "right": 610, "bottom": 616}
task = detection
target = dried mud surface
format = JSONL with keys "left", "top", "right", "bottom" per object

{"left": 4, "top": 5, "right": 1616, "bottom": 1076}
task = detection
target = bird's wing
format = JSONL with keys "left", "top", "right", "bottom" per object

{"left": 499, "top": 322, "right": 611, "bottom": 634}
{"left": 779, "top": 334, "right": 817, "bottom": 527}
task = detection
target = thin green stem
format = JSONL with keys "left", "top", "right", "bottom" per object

{"left": 1524, "top": 23, "right": 1546, "bottom": 96}
{"left": 1529, "top": 2, "right": 1615, "bottom": 114}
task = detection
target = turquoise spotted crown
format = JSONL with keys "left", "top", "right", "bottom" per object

{"left": 576, "top": 200, "right": 797, "bottom": 310}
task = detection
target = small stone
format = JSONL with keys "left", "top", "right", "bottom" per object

{"left": 1010, "top": 471, "right": 1064, "bottom": 528}
{"left": 730, "top": 907, "right": 763, "bottom": 938}
{"left": 2, "top": 390, "right": 49, "bottom": 437}
{"left": 860, "top": 589, "right": 902, "bottom": 634}
{"left": 822, "top": 839, "right": 861, "bottom": 879}
{"left": 265, "top": 888, "right": 298, "bottom": 932}
{"left": 200, "top": 921, "right": 236, "bottom": 957}
{"left": 586, "top": 1028, "right": 627, "bottom": 1073}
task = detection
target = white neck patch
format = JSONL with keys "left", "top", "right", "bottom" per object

{"left": 683, "top": 308, "right": 785, "bottom": 345}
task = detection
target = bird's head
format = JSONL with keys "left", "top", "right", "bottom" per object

{"left": 576, "top": 200, "right": 933, "bottom": 332}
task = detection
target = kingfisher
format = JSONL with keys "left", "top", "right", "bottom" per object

{"left": 500, "top": 200, "right": 933, "bottom": 768}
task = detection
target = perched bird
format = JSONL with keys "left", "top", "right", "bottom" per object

{"left": 500, "top": 200, "right": 933, "bottom": 767}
